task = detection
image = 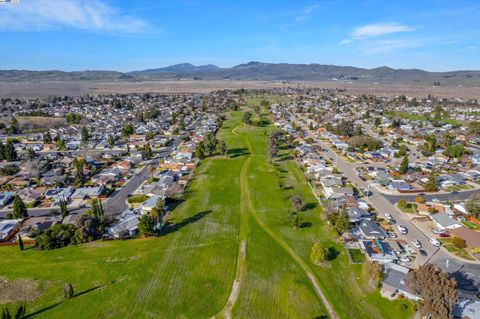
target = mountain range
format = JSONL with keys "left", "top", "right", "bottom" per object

{"left": 1, "top": 62, "right": 480, "bottom": 85}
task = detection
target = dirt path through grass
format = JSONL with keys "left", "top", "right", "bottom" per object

{"left": 214, "top": 124, "right": 250, "bottom": 319}
{"left": 238, "top": 128, "right": 338, "bottom": 319}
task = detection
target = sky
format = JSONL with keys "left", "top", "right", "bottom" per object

{"left": 0, "top": 0, "right": 479, "bottom": 72}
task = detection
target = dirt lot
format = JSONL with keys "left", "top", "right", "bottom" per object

{"left": 0, "top": 278, "right": 44, "bottom": 304}
{"left": 1, "top": 79, "right": 480, "bottom": 98}
{"left": 0, "top": 116, "right": 65, "bottom": 132}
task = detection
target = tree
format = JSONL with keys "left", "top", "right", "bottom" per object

{"left": 59, "top": 198, "right": 69, "bottom": 219}
{"left": 452, "top": 237, "right": 466, "bottom": 249}
{"left": 149, "top": 198, "right": 164, "bottom": 225}
{"left": 12, "top": 196, "right": 28, "bottom": 219}
{"left": 43, "top": 130, "right": 52, "bottom": 144}
{"left": 107, "top": 135, "right": 115, "bottom": 149}
{"left": 121, "top": 123, "right": 134, "bottom": 137}
{"left": 328, "top": 206, "right": 351, "bottom": 234}
{"left": 74, "top": 214, "right": 103, "bottom": 243}
{"left": 291, "top": 195, "right": 304, "bottom": 212}
{"left": 195, "top": 141, "right": 205, "bottom": 159}
{"left": 310, "top": 242, "right": 326, "bottom": 264}
{"left": 138, "top": 214, "right": 155, "bottom": 236}
{"left": 17, "top": 235, "right": 24, "bottom": 251}
{"left": 373, "top": 117, "right": 381, "bottom": 127}
{"left": 64, "top": 283, "right": 74, "bottom": 299}
{"left": 363, "top": 260, "right": 383, "bottom": 288}
{"left": 203, "top": 132, "right": 218, "bottom": 156}
{"left": 72, "top": 157, "right": 85, "bottom": 184}
{"left": 253, "top": 105, "right": 261, "bottom": 115}
{"left": 399, "top": 155, "right": 409, "bottom": 174}
{"left": 242, "top": 111, "right": 251, "bottom": 125}
{"left": 407, "top": 264, "right": 457, "bottom": 319}
{"left": 443, "top": 144, "right": 468, "bottom": 159}
{"left": 415, "top": 196, "right": 425, "bottom": 204}
{"left": 81, "top": 126, "right": 89, "bottom": 146}
{"left": 90, "top": 198, "right": 104, "bottom": 218}
{"left": 289, "top": 211, "right": 301, "bottom": 229}
{"left": 35, "top": 224, "right": 76, "bottom": 250}
{"left": 1, "top": 141, "right": 17, "bottom": 161}
{"left": 55, "top": 138, "right": 66, "bottom": 151}
{"left": 218, "top": 140, "right": 227, "bottom": 156}
{"left": 142, "top": 143, "right": 153, "bottom": 160}
{"left": 465, "top": 194, "right": 480, "bottom": 219}
{"left": 398, "top": 199, "right": 407, "bottom": 209}
{"left": 425, "top": 174, "right": 437, "bottom": 192}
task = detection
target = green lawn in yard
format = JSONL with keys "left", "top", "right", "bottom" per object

{"left": 348, "top": 249, "right": 366, "bottom": 263}
{"left": 462, "top": 221, "right": 480, "bottom": 230}
{"left": 400, "top": 203, "right": 417, "bottom": 214}
{"left": 439, "top": 238, "right": 475, "bottom": 261}
{"left": 126, "top": 194, "right": 149, "bottom": 204}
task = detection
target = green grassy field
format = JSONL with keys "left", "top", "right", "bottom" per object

{"left": 0, "top": 102, "right": 414, "bottom": 318}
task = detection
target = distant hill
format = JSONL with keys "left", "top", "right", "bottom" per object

{"left": 132, "top": 63, "right": 220, "bottom": 75}
{"left": 0, "top": 70, "right": 129, "bottom": 82}
{"left": 1, "top": 62, "right": 480, "bottom": 85}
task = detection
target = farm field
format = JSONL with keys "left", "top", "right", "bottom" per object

{"left": 0, "top": 105, "right": 414, "bottom": 318}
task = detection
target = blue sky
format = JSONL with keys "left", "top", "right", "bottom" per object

{"left": 0, "top": 0, "right": 479, "bottom": 71}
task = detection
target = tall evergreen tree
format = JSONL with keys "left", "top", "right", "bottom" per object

{"left": 399, "top": 155, "right": 409, "bottom": 174}
{"left": 12, "top": 196, "right": 28, "bottom": 219}
{"left": 17, "top": 235, "right": 24, "bottom": 251}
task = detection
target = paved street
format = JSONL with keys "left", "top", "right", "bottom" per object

{"left": 290, "top": 113, "right": 480, "bottom": 291}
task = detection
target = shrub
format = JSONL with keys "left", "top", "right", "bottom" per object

{"left": 415, "top": 196, "right": 425, "bottom": 204}
{"left": 398, "top": 199, "right": 408, "bottom": 208}
{"left": 452, "top": 237, "right": 467, "bottom": 249}
{"left": 310, "top": 242, "right": 326, "bottom": 264}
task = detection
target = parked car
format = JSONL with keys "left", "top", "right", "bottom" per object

{"left": 400, "top": 256, "right": 411, "bottom": 263}
{"left": 419, "top": 249, "right": 428, "bottom": 256}
{"left": 439, "top": 233, "right": 450, "bottom": 238}
{"left": 397, "top": 225, "right": 408, "bottom": 234}
{"left": 387, "top": 232, "right": 397, "bottom": 239}
{"left": 432, "top": 229, "right": 443, "bottom": 234}
{"left": 411, "top": 240, "right": 422, "bottom": 249}
{"left": 432, "top": 198, "right": 440, "bottom": 202}
{"left": 429, "top": 238, "right": 441, "bottom": 247}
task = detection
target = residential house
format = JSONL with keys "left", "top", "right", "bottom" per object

{"left": 347, "top": 207, "right": 371, "bottom": 223}
{"left": 430, "top": 213, "right": 462, "bottom": 230}
{"left": 360, "top": 240, "right": 397, "bottom": 263}
{"left": 381, "top": 263, "right": 420, "bottom": 301}
{"left": 358, "top": 220, "right": 387, "bottom": 239}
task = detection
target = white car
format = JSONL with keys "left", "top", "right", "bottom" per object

{"left": 432, "top": 198, "right": 440, "bottom": 202}
{"left": 397, "top": 225, "right": 408, "bottom": 234}
{"left": 385, "top": 213, "right": 393, "bottom": 220}
{"left": 400, "top": 256, "right": 411, "bottom": 263}
{"left": 432, "top": 229, "right": 443, "bottom": 234}
{"left": 411, "top": 240, "right": 422, "bottom": 249}
{"left": 429, "top": 238, "right": 441, "bottom": 247}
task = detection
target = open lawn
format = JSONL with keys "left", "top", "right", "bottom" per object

{"left": 0, "top": 103, "right": 414, "bottom": 318}
{"left": 439, "top": 238, "right": 476, "bottom": 261}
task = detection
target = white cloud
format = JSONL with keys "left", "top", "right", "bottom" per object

{"left": 304, "top": 4, "right": 320, "bottom": 14}
{"left": 294, "top": 4, "right": 320, "bottom": 21}
{"left": 352, "top": 23, "right": 415, "bottom": 38}
{"left": 361, "top": 39, "right": 423, "bottom": 54}
{"left": 339, "top": 39, "right": 352, "bottom": 45}
{"left": 0, "top": 0, "right": 147, "bottom": 33}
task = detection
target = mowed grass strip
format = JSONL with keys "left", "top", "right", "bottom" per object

{"left": 0, "top": 114, "right": 247, "bottom": 318}
{"left": 234, "top": 100, "right": 414, "bottom": 319}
